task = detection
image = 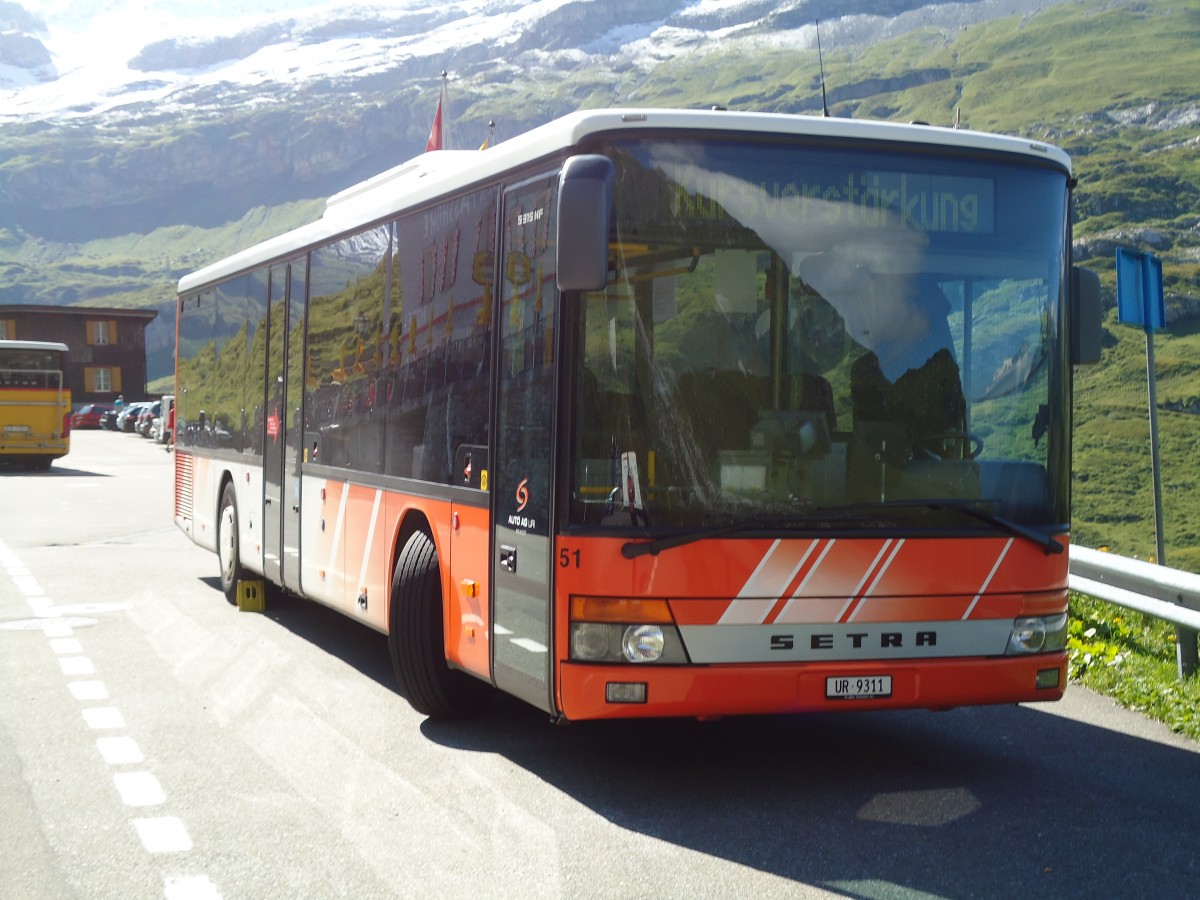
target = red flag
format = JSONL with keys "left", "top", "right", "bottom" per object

{"left": 424, "top": 95, "right": 443, "bottom": 152}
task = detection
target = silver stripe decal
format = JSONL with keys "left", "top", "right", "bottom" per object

{"left": 833, "top": 539, "right": 894, "bottom": 624}
{"left": 774, "top": 539, "right": 836, "bottom": 622}
{"left": 356, "top": 490, "right": 383, "bottom": 592}
{"left": 846, "top": 539, "right": 905, "bottom": 623}
{"left": 326, "top": 482, "right": 350, "bottom": 581}
{"left": 719, "top": 539, "right": 784, "bottom": 624}
{"left": 961, "top": 537, "right": 1015, "bottom": 620}
{"left": 737, "top": 539, "right": 783, "bottom": 598}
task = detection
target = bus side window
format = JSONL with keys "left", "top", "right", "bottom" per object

{"left": 389, "top": 185, "right": 497, "bottom": 485}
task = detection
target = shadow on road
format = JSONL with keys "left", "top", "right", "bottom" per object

{"left": 247, "top": 582, "right": 394, "bottom": 690}
{"left": 424, "top": 695, "right": 1199, "bottom": 898}
{"left": 0, "top": 465, "right": 110, "bottom": 477}
{"left": 224, "top": 581, "right": 1200, "bottom": 899}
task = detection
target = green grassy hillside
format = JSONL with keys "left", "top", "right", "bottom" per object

{"left": 1073, "top": 311, "right": 1200, "bottom": 570}
{"left": 0, "top": 199, "right": 324, "bottom": 311}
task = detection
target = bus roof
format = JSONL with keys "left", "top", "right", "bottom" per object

{"left": 0, "top": 340, "right": 70, "bottom": 353}
{"left": 178, "top": 107, "right": 1073, "bottom": 294}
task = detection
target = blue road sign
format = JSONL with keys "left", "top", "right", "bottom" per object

{"left": 1116, "top": 247, "right": 1165, "bottom": 331}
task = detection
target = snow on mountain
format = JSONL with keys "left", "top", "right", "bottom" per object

{"left": 3, "top": 0, "right": 449, "bottom": 120}
{"left": 3, "top": 0, "right": 682, "bottom": 122}
{"left": 1, "top": 0, "right": 1069, "bottom": 126}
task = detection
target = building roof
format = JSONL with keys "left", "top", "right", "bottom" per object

{"left": 1, "top": 304, "right": 158, "bottom": 323}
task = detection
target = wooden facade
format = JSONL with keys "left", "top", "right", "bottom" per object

{"left": 0, "top": 305, "right": 158, "bottom": 406}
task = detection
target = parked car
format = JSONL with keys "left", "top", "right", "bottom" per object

{"left": 99, "top": 407, "right": 121, "bottom": 429}
{"left": 116, "top": 401, "right": 150, "bottom": 433}
{"left": 136, "top": 400, "right": 161, "bottom": 437}
{"left": 70, "top": 403, "right": 115, "bottom": 429}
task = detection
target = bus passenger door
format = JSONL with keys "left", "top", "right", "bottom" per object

{"left": 491, "top": 175, "right": 559, "bottom": 714}
{"left": 263, "top": 265, "right": 287, "bottom": 585}
{"left": 265, "top": 259, "right": 306, "bottom": 592}
{"left": 281, "top": 259, "right": 306, "bottom": 593}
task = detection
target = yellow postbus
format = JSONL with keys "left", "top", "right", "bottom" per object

{"left": 0, "top": 340, "right": 71, "bottom": 470}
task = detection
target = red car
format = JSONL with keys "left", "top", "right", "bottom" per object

{"left": 70, "top": 403, "right": 115, "bottom": 429}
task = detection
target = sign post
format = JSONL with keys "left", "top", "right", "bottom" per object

{"left": 1116, "top": 247, "right": 1196, "bottom": 677}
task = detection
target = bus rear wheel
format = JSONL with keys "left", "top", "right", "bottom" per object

{"left": 389, "top": 530, "right": 492, "bottom": 719}
{"left": 217, "top": 481, "right": 245, "bottom": 605}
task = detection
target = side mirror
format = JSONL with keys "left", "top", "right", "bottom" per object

{"left": 1071, "top": 265, "right": 1103, "bottom": 365}
{"left": 556, "top": 155, "right": 615, "bottom": 293}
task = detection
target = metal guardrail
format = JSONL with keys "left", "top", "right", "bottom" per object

{"left": 1068, "top": 544, "right": 1200, "bottom": 677}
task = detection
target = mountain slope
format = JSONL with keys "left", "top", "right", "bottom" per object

{"left": 2, "top": 0, "right": 1079, "bottom": 240}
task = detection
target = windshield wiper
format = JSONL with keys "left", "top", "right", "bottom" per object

{"left": 620, "top": 504, "right": 831, "bottom": 559}
{"left": 823, "top": 498, "right": 1064, "bottom": 555}
{"left": 929, "top": 499, "right": 1064, "bottom": 555}
{"left": 621, "top": 521, "right": 758, "bottom": 558}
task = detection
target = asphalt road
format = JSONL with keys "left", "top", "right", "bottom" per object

{"left": 2, "top": 430, "right": 1198, "bottom": 900}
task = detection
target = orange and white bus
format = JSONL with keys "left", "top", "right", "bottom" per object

{"left": 174, "top": 108, "right": 1101, "bottom": 720}
{"left": 0, "top": 340, "right": 71, "bottom": 470}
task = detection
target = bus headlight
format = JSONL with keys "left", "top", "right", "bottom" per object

{"left": 1006, "top": 614, "right": 1068, "bottom": 654}
{"left": 569, "top": 597, "right": 688, "bottom": 664}
{"left": 622, "top": 624, "right": 665, "bottom": 662}
{"left": 571, "top": 622, "right": 620, "bottom": 661}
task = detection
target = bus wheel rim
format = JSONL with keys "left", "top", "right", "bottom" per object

{"left": 219, "top": 505, "right": 235, "bottom": 579}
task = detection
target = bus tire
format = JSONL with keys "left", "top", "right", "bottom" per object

{"left": 217, "top": 481, "right": 245, "bottom": 605}
{"left": 389, "top": 530, "right": 492, "bottom": 719}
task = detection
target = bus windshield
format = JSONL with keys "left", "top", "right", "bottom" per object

{"left": 569, "top": 136, "right": 1070, "bottom": 533}
{"left": 0, "top": 346, "right": 66, "bottom": 388}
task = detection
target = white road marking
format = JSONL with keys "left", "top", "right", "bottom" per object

{"left": 0, "top": 537, "right": 220, "bottom": 894}
{"left": 68, "top": 680, "right": 109, "bottom": 700}
{"left": 13, "top": 574, "right": 43, "bottom": 595}
{"left": 97, "top": 736, "right": 145, "bottom": 766}
{"left": 115, "top": 772, "right": 167, "bottom": 807}
{"left": 59, "top": 656, "right": 96, "bottom": 676}
{"left": 133, "top": 816, "right": 193, "bottom": 853}
{"left": 45, "top": 602, "right": 132, "bottom": 615}
{"left": 165, "top": 875, "right": 223, "bottom": 900}
{"left": 83, "top": 707, "right": 126, "bottom": 730}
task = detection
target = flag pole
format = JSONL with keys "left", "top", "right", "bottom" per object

{"left": 424, "top": 70, "right": 449, "bottom": 152}
{"left": 441, "top": 70, "right": 449, "bottom": 151}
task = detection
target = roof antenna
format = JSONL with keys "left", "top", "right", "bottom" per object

{"left": 815, "top": 19, "right": 830, "bottom": 117}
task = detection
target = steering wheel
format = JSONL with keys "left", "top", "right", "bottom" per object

{"left": 915, "top": 431, "right": 984, "bottom": 461}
